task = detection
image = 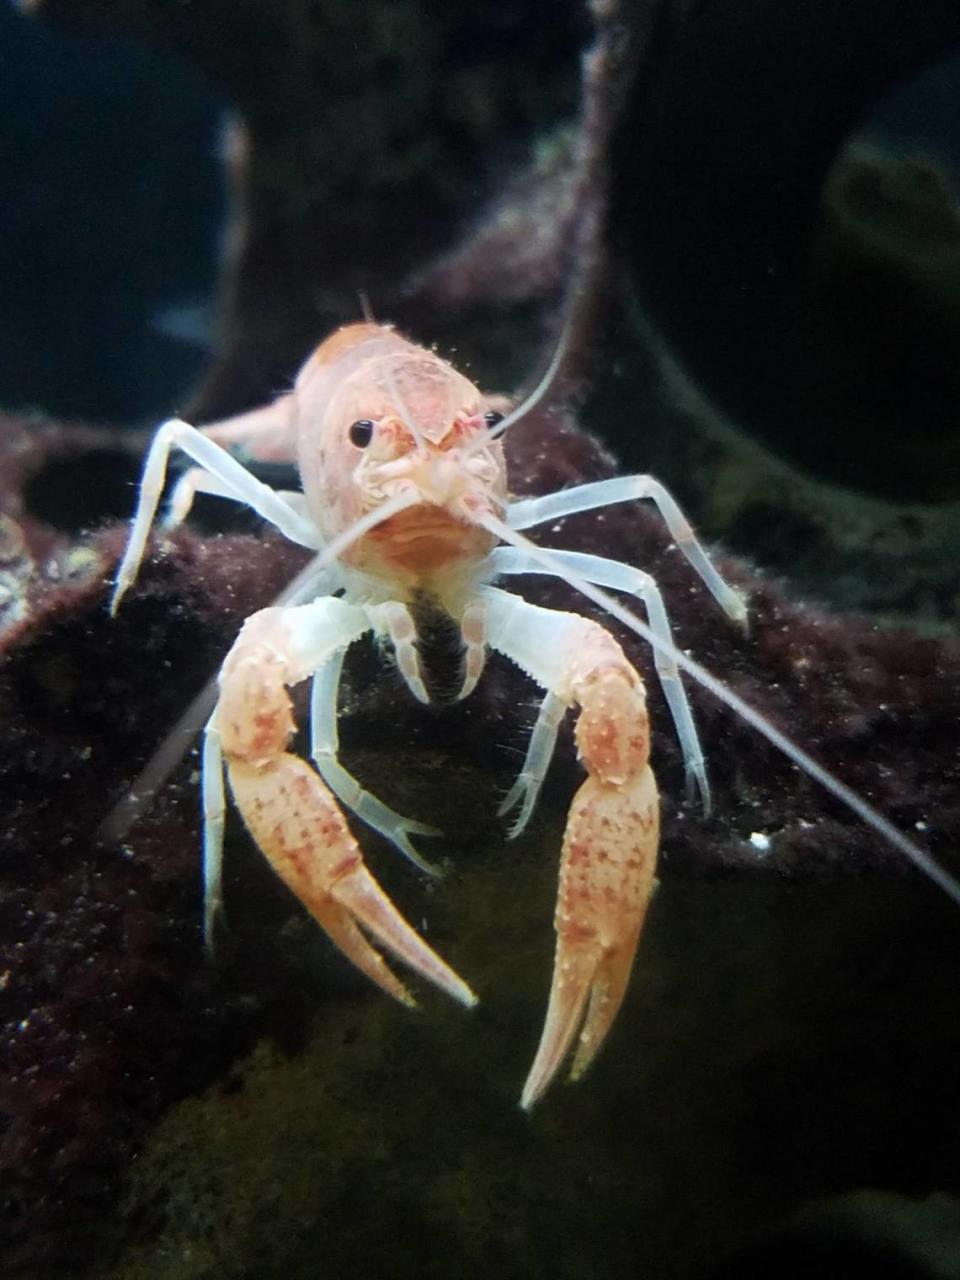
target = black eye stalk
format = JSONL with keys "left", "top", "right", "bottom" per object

{"left": 349, "top": 419, "right": 375, "bottom": 448}
{"left": 483, "top": 410, "right": 504, "bottom": 430}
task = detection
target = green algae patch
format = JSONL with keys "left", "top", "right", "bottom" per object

{"left": 105, "top": 863, "right": 959, "bottom": 1280}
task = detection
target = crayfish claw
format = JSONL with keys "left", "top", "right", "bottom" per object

{"left": 521, "top": 766, "right": 660, "bottom": 1110}
{"left": 228, "top": 753, "right": 476, "bottom": 1011}
{"left": 217, "top": 602, "right": 476, "bottom": 1013}
{"left": 328, "top": 859, "right": 476, "bottom": 1009}
{"left": 520, "top": 926, "right": 641, "bottom": 1110}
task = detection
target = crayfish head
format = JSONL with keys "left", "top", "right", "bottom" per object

{"left": 293, "top": 324, "right": 508, "bottom": 579}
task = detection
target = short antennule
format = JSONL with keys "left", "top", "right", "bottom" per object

{"left": 358, "top": 290, "right": 376, "bottom": 324}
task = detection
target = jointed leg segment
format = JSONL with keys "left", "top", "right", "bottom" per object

{"left": 309, "top": 652, "right": 441, "bottom": 876}
{"left": 457, "top": 599, "right": 489, "bottom": 700}
{"left": 491, "top": 545, "right": 709, "bottom": 811}
{"left": 498, "top": 690, "right": 567, "bottom": 837}
{"left": 506, "top": 475, "right": 746, "bottom": 625}
{"left": 201, "top": 713, "right": 226, "bottom": 951}
{"left": 111, "top": 418, "right": 321, "bottom": 613}
{"left": 165, "top": 467, "right": 310, "bottom": 531}
{"left": 369, "top": 601, "right": 429, "bottom": 704}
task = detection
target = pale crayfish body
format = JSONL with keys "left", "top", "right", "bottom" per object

{"left": 110, "top": 322, "right": 958, "bottom": 1109}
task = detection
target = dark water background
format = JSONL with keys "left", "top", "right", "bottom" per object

{"left": 0, "top": 2, "right": 225, "bottom": 424}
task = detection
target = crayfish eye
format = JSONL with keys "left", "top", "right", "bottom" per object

{"left": 484, "top": 410, "right": 504, "bottom": 430}
{"left": 348, "top": 418, "right": 375, "bottom": 448}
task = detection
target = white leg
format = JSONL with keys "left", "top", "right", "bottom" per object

{"left": 166, "top": 468, "right": 236, "bottom": 527}
{"left": 267, "top": 595, "right": 373, "bottom": 678}
{"left": 481, "top": 586, "right": 590, "bottom": 695}
{"left": 489, "top": 546, "right": 710, "bottom": 811}
{"left": 498, "top": 690, "right": 567, "bottom": 837}
{"left": 507, "top": 476, "right": 746, "bottom": 625}
{"left": 457, "top": 598, "right": 488, "bottom": 700}
{"left": 165, "top": 467, "right": 309, "bottom": 531}
{"left": 202, "top": 712, "right": 226, "bottom": 952}
{"left": 368, "top": 601, "right": 429, "bottom": 704}
{"left": 309, "top": 653, "right": 441, "bottom": 876}
{"left": 98, "top": 552, "right": 342, "bottom": 854}
{"left": 111, "top": 417, "right": 321, "bottom": 614}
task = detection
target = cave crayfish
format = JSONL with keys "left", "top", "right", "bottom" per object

{"left": 109, "top": 321, "right": 960, "bottom": 1109}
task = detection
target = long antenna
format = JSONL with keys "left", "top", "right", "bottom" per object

{"left": 461, "top": 315, "right": 573, "bottom": 460}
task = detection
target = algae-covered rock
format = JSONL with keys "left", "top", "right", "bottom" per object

{"left": 4, "top": 407, "right": 959, "bottom": 1276}
{"left": 107, "top": 876, "right": 959, "bottom": 1280}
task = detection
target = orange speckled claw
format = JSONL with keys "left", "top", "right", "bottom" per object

{"left": 216, "top": 604, "right": 477, "bottom": 1014}
{"left": 521, "top": 767, "right": 659, "bottom": 1110}
{"left": 229, "top": 754, "right": 477, "bottom": 1011}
